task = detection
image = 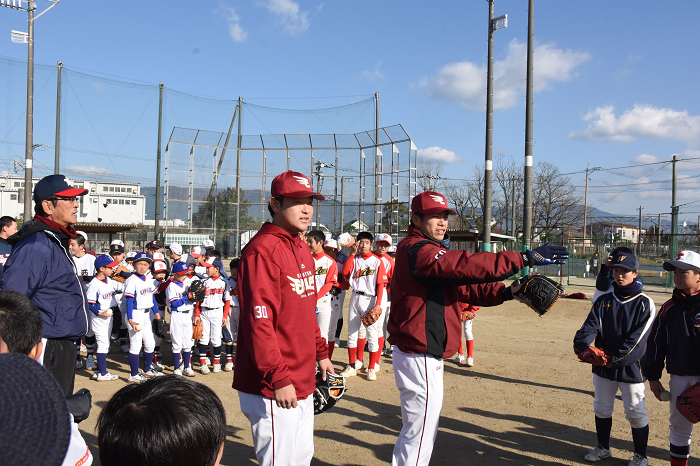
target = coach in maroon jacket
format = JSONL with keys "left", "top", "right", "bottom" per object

{"left": 233, "top": 170, "right": 334, "bottom": 466}
{"left": 388, "top": 191, "right": 568, "bottom": 466}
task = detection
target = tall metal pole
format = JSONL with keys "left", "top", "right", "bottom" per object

{"left": 54, "top": 60, "right": 62, "bottom": 174}
{"left": 374, "top": 92, "right": 381, "bottom": 234}
{"left": 482, "top": 0, "right": 495, "bottom": 252}
{"left": 341, "top": 177, "right": 347, "bottom": 232}
{"left": 155, "top": 82, "right": 164, "bottom": 240}
{"left": 510, "top": 177, "right": 516, "bottom": 236}
{"left": 583, "top": 164, "right": 589, "bottom": 241}
{"left": 523, "top": 0, "right": 535, "bottom": 268}
{"left": 670, "top": 155, "right": 678, "bottom": 270}
{"left": 23, "top": 2, "right": 35, "bottom": 223}
{"left": 637, "top": 206, "right": 642, "bottom": 255}
{"left": 235, "top": 97, "right": 242, "bottom": 257}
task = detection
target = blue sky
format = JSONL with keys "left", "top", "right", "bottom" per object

{"left": 1, "top": 0, "right": 700, "bottom": 225}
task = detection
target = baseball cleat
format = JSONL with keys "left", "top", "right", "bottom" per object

{"left": 75, "top": 358, "right": 83, "bottom": 370}
{"left": 85, "top": 355, "right": 96, "bottom": 370}
{"left": 212, "top": 363, "right": 221, "bottom": 373}
{"left": 143, "top": 369, "right": 164, "bottom": 378}
{"left": 466, "top": 357, "right": 474, "bottom": 367}
{"left": 128, "top": 373, "right": 147, "bottom": 384}
{"left": 334, "top": 341, "right": 340, "bottom": 348}
{"left": 373, "top": 363, "right": 380, "bottom": 372}
{"left": 96, "top": 372, "right": 119, "bottom": 382}
{"left": 367, "top": 368, "right": 377, "bottom": 381}
{"left": 354, "top": 360, "right": 363, "bottom": 371}
{"left": 223, "top": 362, "right": 234, "bottom": 372}
{"left": 340, "top": 365, "right": 357, "bottom": 377}
{"left": 200, "top": 364, "right": 210, "bottom": 375}
{"left": 152, "top": 360, "right": 165, "bottom": 371}
{"left": 455, "top": 354, "right": 466, "bottom": 364}
{"left": 183, "top": 367, "right": 196, "bottom": 377}
{"left": 628, "top": 454, "right": 649, "bottom": 466}
{"left": 173, "top": 368, "right": 183, "bottom": 377}
{"left": 584, "top": 446, "right": 612, "bottom": 462}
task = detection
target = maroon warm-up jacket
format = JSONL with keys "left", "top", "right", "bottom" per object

{"left": 387, "top": 226, "right": 524, "bottom": 359}
{"left": 233, "top": 222, "right": 328, "bottom": 400}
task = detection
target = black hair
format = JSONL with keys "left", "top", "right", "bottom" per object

{"left": 307, "top": 230, "right": 325, "bottom": 244}
{"left": 34, "top": 196, "right": 60, "bottom": 217}
{"left": 0, "top": 290, "right": 43, "bottom": 355}
{"left": 0, "top": 216, "right": 16, "bottom": 231}
{"left": 267, "top": 196, "right": 286, "bottom": 217}
{"left": 206, "top": 249, "right": 222, "bottom": 260}
{"left": 229, "top": 258, "right": 239, "bottom": 270}
{"left": 357, "top": 231, "right": 374, "bottom": 243}
{"left": 409, "top": 211, "right": 424, "bottom": 227}
{"left": 97, "top": 376, "right": 226, "bottom": 466}
{"left": 610, "top": 246, "right": 633, "bottom": 257}
{"left": 71, "top": 235, "right": 86, "bottom": 247}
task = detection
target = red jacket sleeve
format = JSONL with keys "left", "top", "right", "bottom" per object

{"left": 239, "top": 252, "right": 293, "bottom": 391}
{"left": 341, "top": 254, "right": 356, "bottom": 281}
{"left": 318, "top": 259, "right": 338, "bottom": 298}
{"left": 458, "top": 283, "right": 507, "bottom": 307}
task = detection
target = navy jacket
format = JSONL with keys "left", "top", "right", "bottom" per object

{"left": 0, "top": 237, "right": 11, "bottom": 281}
{"left": 1, "top": 220, "right": 89, "bottom": 340}
{"left": 574, "top": 289, "right": 656, "bottom": 383}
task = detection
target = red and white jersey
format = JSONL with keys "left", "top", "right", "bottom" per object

{"left": 72, "top": 253, "right": 95, "bottom": 279}
{"left": 313, "top": 252, "right": 338, "bottom": 297}
{"left": 200, "top": 274, "right": 231, "bottom": 309}
{"left": 166, "top": 278, "right": 195, "bottom": 313}
{"left": 376, "top": 253, "right": 395, "bottom": 293}
{"left": 227, "top": 277, "right": 240, "bottom": 307}
{"left": 123, "top": 274, "right": 157, "bottom": 309}
{"left": 344, "top": 252, "right": 387, "bottom": 296}
{"left": 86, "top": 277, "right": 118, "bottom": 311}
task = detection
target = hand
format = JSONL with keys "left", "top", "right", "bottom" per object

{"left": 274, "top": 384, "right": 298, "bottom": 409}
{"left": 318, "top": 357, "right": 335, "bottom": 381}
{"left": 155, "top": 313, "right": 161, "bottom": 320}
{"left": 222, "top": 317, "right": 229, "bottom": 327}
{"left": 350, "top": 241, "right": 359, "bottom": 255}
{"left": 193, "top": 316, "right": 200, "bottom": 326}
{"left": 97, "top": 310, "right": 111, "bottom": 317}
{"left": 649, "top": 380, "right": 665, "bottom": 401}
{"left": 605, "top": 255, "right": 613, "bottom": 267}
{"left": 528, "top": 242, "right": 569, "bottom": 266}
{"left": 128, "top": 319, "right": 140, "bottom": 331}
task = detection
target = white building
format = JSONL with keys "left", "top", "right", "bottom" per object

{"left": 0, "top": 175, "right": 146, "bottom": 225}
{"left": 614, "top": 225, "right": 647, "bottom": 244}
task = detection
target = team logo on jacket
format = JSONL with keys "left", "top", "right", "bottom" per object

{"left": 294, "top": 176, "right": 311, "bottom": 188}
{"left": 353, "top": 267, "right": 375, "bottom": 279}
{"left": 694, "top": 312, "right": 700, "bottom": 328}
{"left": 288, "top": 274, "right": 315, "bottom": 296}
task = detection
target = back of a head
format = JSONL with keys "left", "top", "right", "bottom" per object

{"left": 0, "top": 290, "right": 43, "bottom": 355}
{"left": 97, "top": 376, "right": 226, "bottom": 466}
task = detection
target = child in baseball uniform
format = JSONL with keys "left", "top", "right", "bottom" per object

{"left": 194, "top": 259, "right": 231, "bottom": 374}
{"left": 223, "top": 258, "right": 240, "bottom": 372}
{"left": 307, "top": 230, "right": 339, "bottom": 344}
{"left": 374, "top": 233, "right": 394, "bottom": 365}
{"left": 70, "top": 233, "right": 96, "bottom": 370}
{"left": 323, "top": 239, "right": 347, "bottom": 361}
{"left": 643, "top": 251, "right": 700, "bottom": 466}
{"left": 339, "top": 231, "right": 387, "bottom": 381}
{"left": 85, "top": 254, "right": 121, "bottom": 381}
{"left": 574, "top": 253, "right": 655, "bottom": 466}
{"left": 150, "top": 261, "right": 169, "bottom": 371}
{"left": 123, "top": 252, "right": 164, "bottom": 384}
{"left": 454, "top": 302, "right": 479, "bottom": 367}
{"left": 167, "top": 261, "right": 196, "bottom": 377}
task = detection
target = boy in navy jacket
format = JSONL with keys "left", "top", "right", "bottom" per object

{"left": 574, "top": 253, "right": 656, "bottom": 466}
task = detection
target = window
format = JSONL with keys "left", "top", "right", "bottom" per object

{"left": 126, "top": 188, "right": 132, "bottom": 193}
{"left": 103, "top": 186, "right": 108, "bottom": 192}
{"left": 106, "top": 199, "right": 112, "bottom": 204}
{"left": 109, "top": 187, "right": 115, "bottom": 192}
{"left": 131, "top": 200, "right": 137, "bottom": 205}
{"left": 10, "top": 194, "right": 17, "bottom": 200}
{"left": 119, "top": 199, "right": 124, "bottom": 205}
{"left": 121, "top": 187, "right": 127, "bottom": 192}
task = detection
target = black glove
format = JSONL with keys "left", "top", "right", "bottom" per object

{"left": 65, "top": 388, "right": 92, "bottom": 423}
{"left": 522, "top": 242, "right": 569, "bottom": 266}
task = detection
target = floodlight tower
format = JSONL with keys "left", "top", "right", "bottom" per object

{"left": 3, "top": 0, "right": 61, "bottom": 222}
{"left": 482, "top": 0, "right": 507, "bottom": 251}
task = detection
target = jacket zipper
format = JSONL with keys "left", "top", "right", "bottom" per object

{"left": 45, "top": 231, "right": 89, "bottom": 333}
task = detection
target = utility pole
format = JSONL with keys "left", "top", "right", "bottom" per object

{"left": 636, "top": 206, "right": 642, "bottom": 255}
{"left": 374, "top": 92, "right": 381, "bottom": 235}
{"left": 340, "top": 177, "right": 352, "bottom": 233}
{"left": 23, "top": 2, "right": 35, "bottom": 223}
{"left": 235, "top": 97, "right": 242, "bottom": 257}
{"left": 522, "top": 0, "right": 534, "bottom": 265}
{"left": 314, "top": 161, "right": 326, "bottom": 229}
{"left": 670, "top": 155, "right": 679, "bottom": 279}
{"left": 54, "top": 60, "right": 62, "bottom": 174}
{"left": 154, "top": 83, "right": 163, "bottom": 240}
{"left": 510, "top": 177, "right": 516, "bottom": 237}
{"left": 658, "top": 213, "right": 661, "bottom": 256}
{"left": 583, "top": 164, "right": 589, "bottom": 241}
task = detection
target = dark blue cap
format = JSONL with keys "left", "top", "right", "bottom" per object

{"left": 33, "top": 174, "right": 88, "bottom": 203}
{"left": 132, "top": 252, "right": 152, "bottom": 264}
{"left": 611, "top": 253, "right": 639, "bottom": 271}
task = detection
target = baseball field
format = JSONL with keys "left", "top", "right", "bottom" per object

{"left": 75, "top": 284, "right": 681, "bottom": 466}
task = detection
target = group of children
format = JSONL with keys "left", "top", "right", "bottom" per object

{"left": 575, "top": 247, "right": 700, "bottom": 466}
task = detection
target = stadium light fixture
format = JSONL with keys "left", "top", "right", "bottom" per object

{"left": 492, "top": 14, "right": 508, "bottom": 31}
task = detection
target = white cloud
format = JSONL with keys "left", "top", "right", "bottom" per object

{"left": 631, "top": 153, "right": 659, "bottom": 164}
{"left": 258, "top": 0, "right": 309, "bottom": 35}
{"left": 569, "top": 104, "right": 700, "bottom": 145}
{"left": 64, "top": 165, "right": 117, "bottom": 177}
{"left": 217, "top": 4, "right": 247, "bottom": 42}
{"left": 417, "top": 146, "right": 461, "bottom": 164}
{"left": 358, "top": 62, "right": 384, "bottom": 81}
{"left": 419, "top": 39, "right": 590, "bottom": 112}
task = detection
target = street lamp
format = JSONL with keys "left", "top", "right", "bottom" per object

{"left": 582, "top": 165, "right": 602, "bottom": 242}
{"left": 3, "top": 0, "right": 61, "bottom": 222}
{"left": 482, "top": 1, "right": 507, "bottom": 252}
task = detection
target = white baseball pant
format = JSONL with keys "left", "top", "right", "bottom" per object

{"left": 391, "top": 348, "right": 444, "bottom": 466}
{"left": 199, "top": 307, "right": 223, "bottom": 347}
{"left": 347, "top": 291, "right": 380, "bottom": 352}
{"left": 329, "top": 290, "right": 346, "bottom": 343}
{"left": 380, "top": 293, "right": 391, "bottom": 340}
{"left": 668, "top": 374, "right": 700, "bottom": 446}
{"left": 592, "top": 373, "right": 648, "bottom": 428}
{"left": 238, "top": 392, "right": 314, "bottom": 466}
{"left": 315, "top": 294, "right": 332, "bottom": 343}
{"left": 462, "top": 319, "right": 473, "bottom": 340}
{"left": 170, "top": 310, "right": 193, "bottom": 353}
{"left": 225, "top": 306, "right": 240, "bottom": 343}
{"left": 128, "top": 309, "right": 155, "bottom": 355}
{"left": 87, "top": 314, "right": 113, "bottom": 354}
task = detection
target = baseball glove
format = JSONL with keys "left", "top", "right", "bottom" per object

{"left": 189, "top": 279, "right": 206, "bottom": 303}
{"left": 577, "top": 346, "right": 612, "bottom": 367}
{"left": 192, "top": 319, "right": 204, "bottom": 341}
{"left": 313, "top": 372, "right": 347, "bottom": 415}
{"left": 111, "top": 264, "right": 131, "bottom": 284}
{"left": 512, "top": 274, "right": 564, "bottom": 316}
{"left": 152, "top": 318, "right": 166, "bottom": 339}
{"left": 677, "top": 383, "right": 700, "bottom": 423}
{"left": 361, "top": 306, "right": 382, "bottom": 327}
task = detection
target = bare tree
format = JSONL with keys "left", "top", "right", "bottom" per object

{"left": 531, "top": 161, "right": 584, "bottom": 243}
{"left": 493, "top": 154, "right": 520, "bottom": 236}
{"left": 443, "top": 183, "right": 470, "bottom": 229}
{"left": 416, "top": 159, "right": 445, "bottom": 192}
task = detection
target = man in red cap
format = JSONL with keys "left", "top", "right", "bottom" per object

{"left": 0, "top": 174, "right": 90, "bottom": 395}
{"left": 233, "top": 170, "right": 334, "bottom": 466}
{"left": 388, "top": 190, "right": 568, "bottom": 466}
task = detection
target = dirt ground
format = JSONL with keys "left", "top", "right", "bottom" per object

{"left": 74, "top": 285, "right": 686, "bottom": 466}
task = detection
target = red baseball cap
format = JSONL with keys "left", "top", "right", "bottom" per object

{"left": 411, "top": 191, "right": 457, "bottom": 215}
{"left": 200, "top": 259, "right": 215, "bottom": 267}
{"left": 271, "top": 171, "right": 325, "bottom": 200}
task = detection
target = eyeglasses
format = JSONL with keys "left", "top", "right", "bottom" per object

{"left": 45, "top": 196, "right": 78, "bottom": 203}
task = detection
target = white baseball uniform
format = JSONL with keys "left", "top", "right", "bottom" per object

{"left": 166, "top": 277, "right": 194, "bottom": 353}
{"left": 313, "top": 252, "right": 338, "bottom": 343}
{"left": 329, "top": 258, "right": 348, "bottom": 343}
{"left": 85, "top": 276, "right": 117, "bottom": 354}
{"left": 123, "top": 273, "right": 158, "bottom": 354}
{"left": 225, "top": 277, "right": 240, "bottom": 343}
{"left": 377, "top": 253, "right": 395, "bottom": 343}
{"left": 196, "top": 275, "right": 231, "bottom": 348}
{"left": 72, "top": 253, "right": 96, "bottom": 292}
{"left": 343, "top": 253, "right": 387, "bottom": 352}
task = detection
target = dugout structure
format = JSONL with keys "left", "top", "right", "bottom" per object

{"left": 165, "top": 125, "right": 417, "bottom": 255}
